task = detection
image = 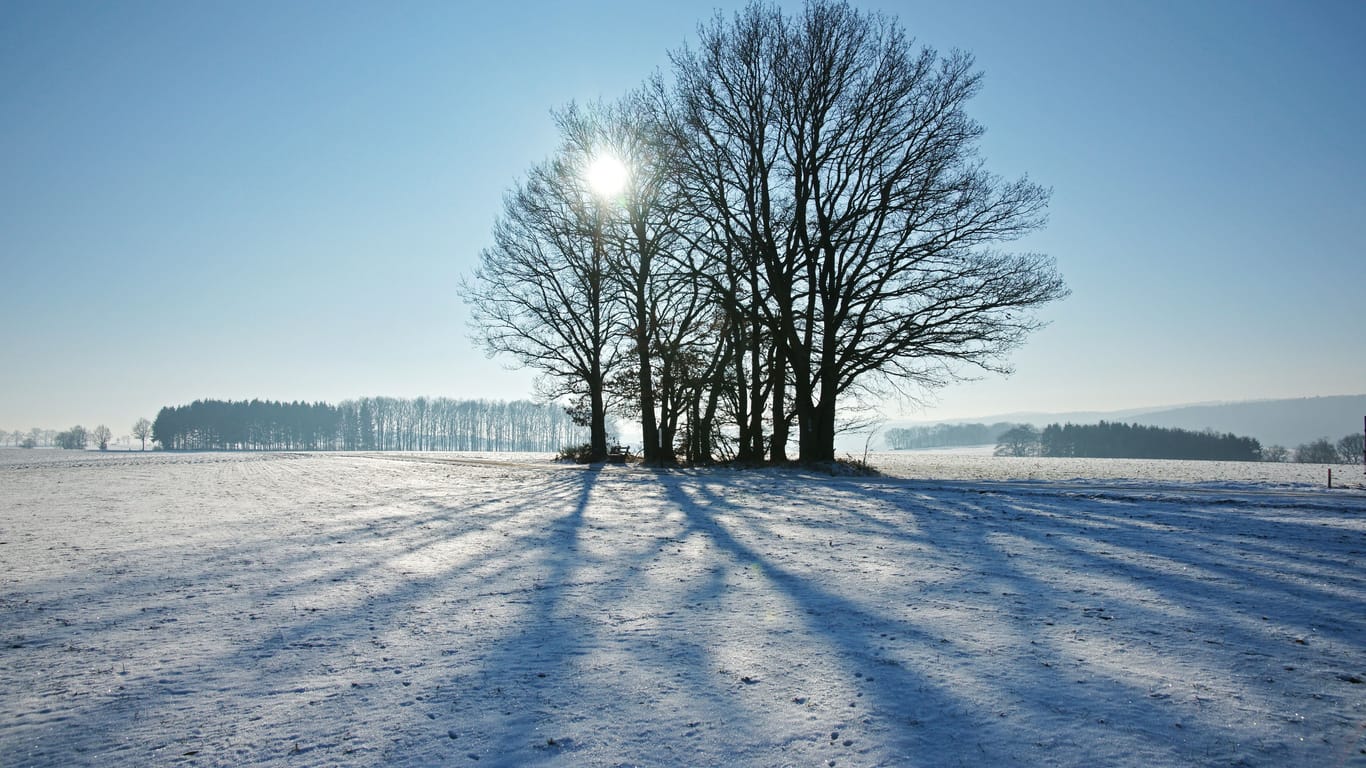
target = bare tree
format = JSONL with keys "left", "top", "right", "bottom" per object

{"left": 467, "top": 0, "right": 1066, "bottom": 466}
{"left": 1337, "top": 432, "right": 1364, "bottom": 466}
{"left": 54, "top": 425, "right": 88, "bottom": 450}
{"left": 1294, "top": 438, "right": 1338, "bottom": 464}
{"left": 92, "top": 424, "right": 112, "bottom": 451}
{"left": 670, "top": 0, "right": 1067, "bottom": 463}
{"left": 1261, "top": 444, "right": 1289, "bottom": 462}
{"left": 994, "top": 424, "right": 1041, "bottom": 457}
{"left": 463, "top": 145, "right": 627, "bottom": 461}
{"left": 555, "top": 97, "right": 702, "bottom": 464}
{"left": 663, "top": 6, "right": 791, "bottom": 462}
{"left": 132, "top": 417, "right": 152, "bottom": 451}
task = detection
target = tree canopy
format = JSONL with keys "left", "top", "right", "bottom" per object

{"left": 464, "top": 0, "right": 1066, "bottom": 465}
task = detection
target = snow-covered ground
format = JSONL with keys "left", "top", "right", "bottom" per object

{"left": 870, "top": 450, "right": 1365, "bottom": 488}
{"left": 2, "top": 449, "right": 1364, "bottom": 767}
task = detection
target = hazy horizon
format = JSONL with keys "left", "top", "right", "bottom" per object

{"left": 4, "top": 1, "right": 1364, "bottom": 432}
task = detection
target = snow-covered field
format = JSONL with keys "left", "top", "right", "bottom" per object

{"left": 2, "top": 449, "right": 1364, "bottom": 767}
{"left": 870, "top": 450, "right": 1366, "bottom": 488}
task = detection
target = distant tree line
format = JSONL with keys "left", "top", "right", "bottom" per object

{"left": 885, "top": 423, "right": 1021, "bottom": 451}
{"left": 333, "top": 397, "right": 590, "bottom": 452}
{"left": 3, "top": 427, "right": 68, "bottom": 449}
{"left": 996, "top": 421, "right": 1264, "bottom": 461}
{"left": 150, "top": 398, "right": 588, "bottom": 452}
{"left": 153, "top": 401, "right": 341, "bottom": 451}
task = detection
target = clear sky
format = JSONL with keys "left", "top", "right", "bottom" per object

{"left": 2, "top": 0, "right": 1363, "bottom": 435}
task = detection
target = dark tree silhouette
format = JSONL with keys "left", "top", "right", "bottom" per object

{"left": 54, "top": 425, "right": 88, "bottom": 450}
{"left": 132, "top": 417, "right": 152, "bottom": 451}
{"left": 1294, "top": 438, "right": 1338, "bottom": 464}
{"left": 994, "top": 425, "right": 1041, "bottom": 457}
{"left": 555, "top": 98, "right": 702, "bottom": 465}
{"left": 462, "top": 0, "right": 1066, "bottom": 466}
{"left": 664, "top": 1, "right": 1067, "bottom": 463}
{"left": 462, "top": 139, "right": 628, "bottom": 462}
{"left": 151, "top": 398, "right": 586, "bottom": 453}
{"left": 1336, "top": 432, "right": 1364, "bottom": 465}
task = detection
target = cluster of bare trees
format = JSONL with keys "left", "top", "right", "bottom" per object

{"left": 464, "top": 0, "right": 1066, "bottom": 464}
{"left": 4, "top": 428, "right": 55, "bottom": 448}
{"left": 6, "top": 425, "right": 112, "bottom": 450}
{"left": 1280, "top": 433, "right": 1366, "bottom": 465}
{"left": 4, "top": 418, "right": 155, "bottom": 451}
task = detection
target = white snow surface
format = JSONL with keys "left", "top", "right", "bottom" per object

{"left": 2, "top": 449, "right": 1364, "bottom": 767}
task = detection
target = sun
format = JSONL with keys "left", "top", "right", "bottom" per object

{"left": 585, "top": 153, "right": 629, "bottom": 198}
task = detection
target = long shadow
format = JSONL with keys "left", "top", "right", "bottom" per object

{"left": 895, "top": 483, "right": 1366, "bottom": 765}
{"left": 5, "top": 456, "right": 1364, "bottom": 767}
{"left": 0, "top": 456, "right": 609, "bottom": 766}
{"left": 653, "top": 471, "right": 1366, "bottom": 766}
{"left": 656, "top": 471, "right": 1019, "bottom": 765}
{"left": 453, "top": 466, "right": 771, "bottom": 766}
{"left": 983, "top": 492, "right": 1366, "bottom": 643}
{"left": 473, "top": 464, "right": 597, "bottom": 765}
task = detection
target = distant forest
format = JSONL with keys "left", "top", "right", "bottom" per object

{"left": 998, "top": 422, "right": 1263, "bottom": 461}
{"left": 151, "top": 398, "right": 588, "bottom": 452}
{"left": 884, "top": 422, "right": 1020, "bottom": 450}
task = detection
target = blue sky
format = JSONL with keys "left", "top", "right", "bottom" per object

{"left": 2, "top": 0, "right": 1363, "bottom": 433}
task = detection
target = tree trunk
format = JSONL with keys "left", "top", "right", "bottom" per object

{"left": 589, "top": 379, "right": 609, "bottom": 462}
{"left": 657, "top": 364, "right": 678, "bottom": 465}
{"left": 732, "top": 318, "right": 756, "bottom": 462}
{"left": 789, "top": 334, "right": 822, "bottom": 463}
{"left": 637, "top": 330, "right": 660, "bottom": 463}
{"left": 769, "top": 342, "right": 788, "bottom": 463}
{"left": 746, "top": 318, "right": 765, "bottom": 461}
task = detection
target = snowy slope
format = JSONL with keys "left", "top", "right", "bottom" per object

{"left": 2, "top": 450, "right": 1364, "bottom": 767}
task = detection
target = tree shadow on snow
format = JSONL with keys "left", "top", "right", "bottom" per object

{"left": 647, "top": 471, "right": 1366, "bottom": 767}
{"left": 5, "top": 458, "right": 1365, "bottom": 768}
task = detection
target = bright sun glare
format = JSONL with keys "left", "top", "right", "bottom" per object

{"left": 585, "top": 154, "right": 629, "bottom": 197}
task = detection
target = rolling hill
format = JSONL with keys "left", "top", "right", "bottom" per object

{"left": 878, "top": 394, "right": 1366, "bottom": 450}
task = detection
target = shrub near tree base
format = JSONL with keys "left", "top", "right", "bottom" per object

{"left": 556, "top": 444, "right": 596, "bottom": 464}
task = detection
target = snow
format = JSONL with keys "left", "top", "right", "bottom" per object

{"left": 870, "top": 450, "right": 1365, "bottom": 489}
{"left": 2, "top": 449, "right": 1364, "bottom": 767}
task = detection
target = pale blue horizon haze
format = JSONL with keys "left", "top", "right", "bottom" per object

{"left": 2, "top": 0, "right": 1363, "bottom": 435}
